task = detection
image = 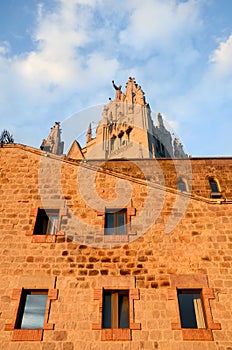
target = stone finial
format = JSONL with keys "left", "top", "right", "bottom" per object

{"left": 134, "top": 84, "right": 145, "bottom": 106}
{"left": 157, "top": 113, "right": 164, "bottom": 128}
{"left": 86, "top": 123, "right": 92, "bottom": 144}
{"left": 125, "top": 77, "right": 137, "bottom": 104}
{"left": 40, "top": 122, "right": 64, "bottom": 155}
{"left": 173, "top": 137, "right": 187, "bottom": 158}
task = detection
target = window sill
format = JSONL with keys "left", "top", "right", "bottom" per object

{"left": 210, "top": 192, "right": 222, "bottom": 199}
{"left": 182, "top": 328, "right": 213, "bottom": 341}
{"left": 32, "top": 235, "right": 56, "bottom": 243}
{"left": 12, "top": 329, "right": 43, "bottom": 341}
{"left": 168, "top": 275, "right": 221, "bottom": 342}
{"left": 31, "top": 231, "right": 64, "bottom": 243}
{"left": 101, "top": 328, "right": 131, "bottom": 341}
{"left": 171, "top": 323, "right": 214, "bottom": 340}
{"left": 104, "top": 234, "right": 129, "bottom": 243}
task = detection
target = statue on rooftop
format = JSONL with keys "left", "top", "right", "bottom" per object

{"left": 112, "top": 80, "right": 123, "bottom": 101}
{"left": 157, "top": 112, "right": 165, "bottom": 128}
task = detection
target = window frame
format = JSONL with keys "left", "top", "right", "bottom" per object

{"left": 177, "top": 289, "right": 206, "bottom": 329}
{"left": 92, "top": 276, "right": 140, "bottom": 341}
{"left": 208, "top": 178, "right": 222, "bottom": 199}
{"left": 168, "top": 274, "right": 221, "bottom": 341}
{"left": 33, "top": 209, "right": 60, "bottom": 236}
{"left": 98, "top": 206, "right": 136, "bottom": 244}
{"left": 102, "top": 289, "right": 129, "bottom": 329}
{"left": 5, "top": 288, "right": 58, "bottom": 341}
{"left": 26, "top": 207, "right": 67, "bottom": 243}
{"left": 105, "top": 208, "right": 127, "bottom": 236}
{"left": 15, "top": 289, "right": 48, "bottom": 330}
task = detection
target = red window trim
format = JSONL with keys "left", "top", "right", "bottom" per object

{"left": 97, "top": 206, "right": 136, "bottom": 243}
{"left": 26, "top": 207, "right": 67, "bottom": 243}
{"left": 5, "top": 288, "right": 58, "bottom": 341}
{"left": 92, "top": 277, "right": 140, "bottom": 341}
{"left": 168, "top": 274, "right": 221, "bottom": 341}
{"left": 92, "top": 287, "right": 140, "bottom": 340}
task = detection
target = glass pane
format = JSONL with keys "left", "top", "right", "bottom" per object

{"left": 118, "top": 293, "right": 129, "bottom": 328}
{"left": 47, "top": 215, "right": 58, "bottom": 235}
{"left": 21, "top": 293, "right": 48, "bottom": 329}
{"left": 178, "top": 291, "right": 201, "bottom": 328}
{"left": 117, "top": 212, "right": 126, "bottom": 235}
{"left": 102, "top": 292, "right": 111, "bottom": 328}
{"left": 105, "top": 213, "right": 115, "bottom": 235}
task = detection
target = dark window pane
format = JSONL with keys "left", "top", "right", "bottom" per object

{"left": 34, "top": 209, "right": 48, "bottom": 235}
{"left": 118, "top": 293, "right": 129, "bottom": 328}
{"left": 117, "top": 212, "right": 126, "bottom": 235}
{"left": 102, "top": 290, "right": 129, "bottom": 329}
{"left": 105, "top": 210, "right": 127, "bottom": 235}
{"left": 102, "top": 292, "right": 111, "bottom": 328}
{"left": 105, "top": 213, "right": 115, "bottom": 235}
{"left": 20, "top": 293, "right": 48, "bottom": 329}
{"left": 209, "top": 179, "right": 219, "bottom": 192}
{"left": 178, "top": 291, "right": 201, "bottom": 328}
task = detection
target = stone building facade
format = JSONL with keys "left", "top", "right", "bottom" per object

{"left": 0, "top": 79, "right": 232, "bottom": 349}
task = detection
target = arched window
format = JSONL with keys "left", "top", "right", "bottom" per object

{"left": 118, "top": 131, "right": 124, "bottom": 147}
{"left": 126, "top": 127, "right": 132, "bottom": 143}
{"left": 209, "top": 178, "right": 222, "bottom": 198}
{"left": 110, "top": 136, "right": 116, "bottom": 152}
{"left": 178, "top": 178, "right": 187, "bottom": 191}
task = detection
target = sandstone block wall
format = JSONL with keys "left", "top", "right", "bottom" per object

{"left": 0, "top": 144, "right": 231, "bottom": 349}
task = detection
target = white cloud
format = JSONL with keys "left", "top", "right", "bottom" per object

{"left": 119, "top": 0, "right": 201, "bottom": 57}
{"left": 3, "top": 0, "right": 120, "bottom": 110}
{"left": 210, "top": 34, "right": 232, "bottom": 77}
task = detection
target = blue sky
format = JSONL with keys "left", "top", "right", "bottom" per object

{"left": 0, "top": 0, "right": 232, "bottom": 156}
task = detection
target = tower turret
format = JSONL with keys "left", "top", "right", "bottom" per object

{"left": 40, "top": 121, "right": 64, "bottom": 155}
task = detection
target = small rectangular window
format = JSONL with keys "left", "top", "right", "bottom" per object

{"left": 178, "top": 289, "right": 206, "bottom": 329}
{"left": 209, "top": 178, "right": 222, "bottom": 198}
{"left": 15, "top": 290, "right": 48, "bottom": 329}
{"left": 209, "top": 179, "right": 219, "bottom": 193}
{"left": 105, "top": 209, "right": 126, "bottom": 235}
{"left": 178, "top": 178, "right": 187, "bottom": 191}
{"left": 102, "top": 290, "right": 129, "bottom": 329}
{"left": 34, "top": 209, "right": 59, "bottom": 235}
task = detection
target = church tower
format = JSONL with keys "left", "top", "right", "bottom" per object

{"left": 78, "top": 77, "right": 186, "bottom": 159}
